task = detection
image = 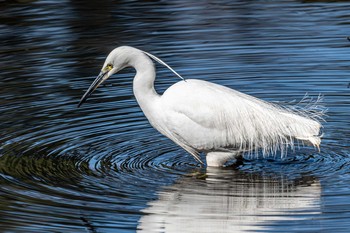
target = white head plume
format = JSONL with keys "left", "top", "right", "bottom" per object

{"left": 142, "top": 50, "right": 186, "bottom": 81}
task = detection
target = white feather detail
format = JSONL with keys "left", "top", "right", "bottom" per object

{"left": 142, "top": 50, "right": 186, "bottom": 81}
{"left": 160, "top": 80, "right": 326, "bottom": 159}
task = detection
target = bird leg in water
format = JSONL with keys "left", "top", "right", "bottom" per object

{"left": 206, "top": 151, "right": 243, "bottom": 167}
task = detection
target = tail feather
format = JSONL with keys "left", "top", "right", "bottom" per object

{"left": 281, "top": 94, "right": 326, "bottom": 152}
{"left": 295, "top": 135, "right": 321, "bottom": 152}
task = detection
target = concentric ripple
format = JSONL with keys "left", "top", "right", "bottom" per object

{"left": 0, "top": 72, "right": 348, "bottom": 232}
{"left": 1, "top": 0, "right": 350, "bottom": 232}
{"left": 0, "top": 86, "right": 197, "bottom": 232}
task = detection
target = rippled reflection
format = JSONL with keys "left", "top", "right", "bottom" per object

{"left": 138, "top": 168, "right": 321, "bottom": 232}
{"left": 1, "top": 0, "right": 350, "bottom": 232}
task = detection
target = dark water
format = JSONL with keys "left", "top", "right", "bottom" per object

{"left": 0, "top": 0, "right": 349, "bottom": 232}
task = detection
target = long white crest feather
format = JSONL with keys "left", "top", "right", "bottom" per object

{"left": 142, "top": 51, "right": 186, "bottom": 81}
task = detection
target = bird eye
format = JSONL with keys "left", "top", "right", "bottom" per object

{"left": 106, "top": 64, "right": 113, "bottom": 70}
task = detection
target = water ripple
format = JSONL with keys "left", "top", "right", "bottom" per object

{"left": 1, "top": 0, "right": 350, "bottom": 232}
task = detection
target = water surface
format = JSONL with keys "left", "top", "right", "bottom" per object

{"left": 0, "top": 0, "right": 350, "bottom": 232}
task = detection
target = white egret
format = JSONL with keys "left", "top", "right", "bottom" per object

{"left": 78, "top": 46, "right": 325, "bottom": 167}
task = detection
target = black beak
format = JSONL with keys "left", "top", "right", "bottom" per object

{"left": 78, "top": 71, "right": 108, "bottom": 108}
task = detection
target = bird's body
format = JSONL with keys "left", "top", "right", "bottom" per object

{"left": 79, "top": 46, "right": 324, "bottom": 167}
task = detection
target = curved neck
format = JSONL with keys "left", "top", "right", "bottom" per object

{"left": 130, "top": 52, "right": 160, "bottom": 115}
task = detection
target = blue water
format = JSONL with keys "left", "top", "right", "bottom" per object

{"left": 0, "top": 0, "right": 349, "bottom": 232}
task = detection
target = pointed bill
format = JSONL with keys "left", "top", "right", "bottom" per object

{"left": 78, "top": 71, "right": 108, "bottom": 108}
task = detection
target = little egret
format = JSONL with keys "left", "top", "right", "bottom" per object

{"left": 78, "top": 46, "right": 325, "bottom": 167}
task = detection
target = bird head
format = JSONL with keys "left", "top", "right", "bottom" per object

{"left": 78, "top": 46, "right": 185, "bottom": 108}
{"left": 77, "top": 46, "right": 132, "bottom": 108}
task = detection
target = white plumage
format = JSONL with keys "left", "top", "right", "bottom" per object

{"left": 78, "top": 46, "right": 325, "bottom": 167}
